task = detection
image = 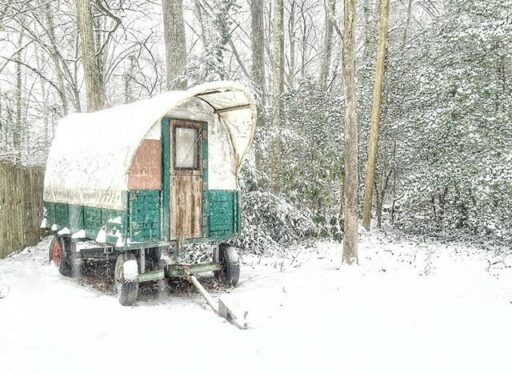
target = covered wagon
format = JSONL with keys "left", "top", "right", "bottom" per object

{"left": 42, "top": 81, "right": 256, "bottom": 307}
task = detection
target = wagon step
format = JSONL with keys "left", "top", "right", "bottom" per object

{"left": 186, "top": 273, "right": 248, "bottom": 330}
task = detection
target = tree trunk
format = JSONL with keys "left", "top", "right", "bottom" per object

{"left": 93, "top": 15, "right": 106, "bottom": 97}
{"left": 271, "top": 0, "right": 284, "bottom": 193}
{"left": 362, "top": 0, "right": 390, "bottom": 230}
{"left": 250, "top": 0, "right": 265, "bottom": 129}
{"left": 341, "top": 0, "right": 359, "bottom": 265}
{"left": 124, "top": 55, "right": 137, "bottom": 104}
{"left": 402, "top": 0, "right": 413, "bottom": 46}
{"left": 34, "top": 47, "right": 50, "bottom": 149}
{"left": 43, "top": 0, "right": 69, "bottom": 115}
{"left": 288, "top": 0, "right": 296, "bottom": 88}
{"left": 320, "top": 0, "right": 336, "bottom": 90}
{"left": 299, "top": 1, "right": 307, "bottom": 80}
{"left": 162, "top": 0, "right": 187, "bottom": 90}
{"left": 376, "top": 192, "right": 384, "bottom": 228}
{"left": 14, "top": 32, "right": 23, "bottom": 164}
{"left": 76, "top": 0, "right": 105, "bottom": 112}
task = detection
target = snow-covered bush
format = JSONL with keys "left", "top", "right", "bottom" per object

{"left": 384, "top": 0, "right": 512, "bottom": 244}
{"left": 235, "top": 191, "right": 316, "bottom": 255}
{"left": 235, "top": 79, "right": 345, "bottom": 252}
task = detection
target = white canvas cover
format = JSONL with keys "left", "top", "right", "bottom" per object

{"left": 43, "top": 81, "right": 256, "bottom": 210}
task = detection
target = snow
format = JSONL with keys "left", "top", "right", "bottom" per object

{"left": 122, "top": 259, "right": 138, "bottom": 281}
{"left": 71, "top": 230, "right": 86, "bottom": 239}
{"left": 57, "top": 227, "right": 70, "bottom": 236}
{"left": 1, "top": 234, "right": 512, "bottom": 374}
{"left": 115, "top": 233, "right": 125, "bottom": 248}
{"left": 108, "top": 216, "right": 122, "bottom": 225}
{"left": 95, "top": 228, "right": 107, "bottom": 243}
{"left": 43, "top": 81, "right": 256, "bottom": 210}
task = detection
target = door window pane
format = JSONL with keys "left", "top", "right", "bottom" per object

{"left": 175, "top": 127, "right": 199, "bottom": 169}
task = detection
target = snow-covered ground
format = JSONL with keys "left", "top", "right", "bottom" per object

{"left": 1, "top": 233, "right": 512, "bottom": 374}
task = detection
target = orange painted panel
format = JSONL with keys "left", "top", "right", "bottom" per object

{"left": 128, "top": 139, "right": 162, "bottom": 190}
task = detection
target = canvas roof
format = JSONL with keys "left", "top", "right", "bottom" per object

{"left": 43, "top": 81, "right": 256, "bottom": 210}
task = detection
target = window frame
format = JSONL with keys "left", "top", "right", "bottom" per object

{"left": 172, "top": 122, "right": 202, "bottom": 172}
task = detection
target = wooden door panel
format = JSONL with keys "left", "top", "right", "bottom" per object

{"left": 170, "top": 120, "right": 204, "bottom": 241}
{"left": 170, "top": 175, "right": 203, "bottom": 240}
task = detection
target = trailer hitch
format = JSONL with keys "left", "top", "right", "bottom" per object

{"left": 186, "top": 273, "right": 248, "bottom": 330}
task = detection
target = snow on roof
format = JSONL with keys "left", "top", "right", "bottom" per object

{"left": 43, "top": 81, "right": 256, "bottom": 210}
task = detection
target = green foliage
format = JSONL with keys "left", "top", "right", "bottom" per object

{"left": 385, "top": 0, "right": 512, "bottom": 243}
{"left": 186, "top": 0, "right": 241, "bottom": 83}
{"left": 238, "top": 78, "right": 344, "bottom": 252}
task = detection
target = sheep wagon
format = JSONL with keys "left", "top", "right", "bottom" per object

{"left": 42, "top": 81, "right": 256, "bottom": 308}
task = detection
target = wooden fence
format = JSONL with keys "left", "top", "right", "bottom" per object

{"left": 0, "top": 161, "right": 44, "bottom": 258}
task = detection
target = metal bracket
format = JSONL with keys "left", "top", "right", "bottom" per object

{"left": 140, "top": 247, "right": 146, "bottom": 274}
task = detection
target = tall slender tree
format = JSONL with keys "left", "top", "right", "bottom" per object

{"left": 76, "top": 0, "right": 106, "bottom": 112}
{"left": 362, "top": 0, "right": 390, "bottom": 230}
{"left": 42, "top": 0, "right": 69, "bottom": 115}
{"left": 320, "top": 0, "right": 336, "bottom": 90}
{"left": 341, "top": 0, "right": 359, "bottom": 264}
{"left": 250, "top": 0, "right": 266, "bottom": 129}
{"left": 162, "top": 0, "right": 187, "bottom": 90}
{"left": 14, "top": 31, "right": 23, "bottom": 164}
{"left": 271, "top": 0, "right": 285, "bottom": 193}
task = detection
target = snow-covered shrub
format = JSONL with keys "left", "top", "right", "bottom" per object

{"left": 235, "top": 78, "right": 345, "bottom": 252}
{"left": 384, "top": 0, "right": 512, "bottom": 244}
{"left": 234, "top": 191, "right": 316, "bottom": 255}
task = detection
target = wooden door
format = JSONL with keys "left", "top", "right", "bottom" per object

{"left": 170, "top": 120, "right": 204, "bottom": 240}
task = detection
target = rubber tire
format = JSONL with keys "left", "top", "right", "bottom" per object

{"left": 115, "top": 253, "right": 139, "bottom": 306}
{"left": 59, "top": 237, "right": 76, "bottom": 277}
{"left": 49, "top": 236, "right": 74, "bottom": 277}
{"left": 214, "top": 244, "right": 240, "bottom": 287}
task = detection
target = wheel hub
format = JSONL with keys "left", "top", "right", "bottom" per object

{"left": 52, "top": 241, "right": 62, "bottom": 267}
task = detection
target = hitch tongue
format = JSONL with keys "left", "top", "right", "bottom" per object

{"left": 187, "top": 273, "right": 248, "bottom": 329}
{"left": 218, "top": 297, "right": 248, "bottom": 330}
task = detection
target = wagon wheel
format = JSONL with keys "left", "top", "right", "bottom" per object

{"left": 115, "top": 253, "right": 139, "bottom": 306}
{"left": 213, "top": 244, "right": 240, "bottom": 287}
{"left": 49, "top": 236, "right": 74, "bottom": 277}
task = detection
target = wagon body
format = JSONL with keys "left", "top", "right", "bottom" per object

{"left": 42, "top": 82, "right": 256, "bottom": 252}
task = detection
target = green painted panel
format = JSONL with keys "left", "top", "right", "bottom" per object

{"left": 102, "top": 209, "right": 120, "bottom": 226}
{"left": 44, "top": 201, "right": 56, "bottom": 226}
{"left": 54, "top": 203, "right": 69, "bottom": 228}
{"left": 68, "top": 205, "right": 84, "bottom": 232}
{"left": 128, "top": 190, "right": 160, "bottom": 242}
{"left": 43, "top": 199, "right": 126, "bottom": 241}
{"left": 84, "top": 206, "right": 102, "bottom": 238}
{"left": 236, "top": 192, "right": 241, "bottom": 234}
{"left": 206, "top": 190, "right": 240, "bottom": 239}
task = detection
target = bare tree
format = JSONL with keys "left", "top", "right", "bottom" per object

{"left": 42, "top": 0, "right": 69, "bottom": 115}
{"left": 320, "top": 0, "right": 335, "bottom": 90}
{"left": 362, "top": 0, "right": 390, "bottom": 230}
{"left": 402, "top": 0, "right": 414, "bottom": 46}
{"left": 76, "top": 0, "right": 105, "bottom": 112}
{"left": 271, "top": 0, "right": 285, "bottom": 193}
{"left": 14, "top": 30, "right": 24, "bottom": 164}
{"left": 250, "top": 0, "right": 266, "bottom": 128}
{"left": 342, "top": 0, "right": 359, "bottom": 264}
{"left": 287, "top": 0, "right": 296, "bottom": 88}
{"left": 162, "top": 0, "right": 187, "bottom": 90}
